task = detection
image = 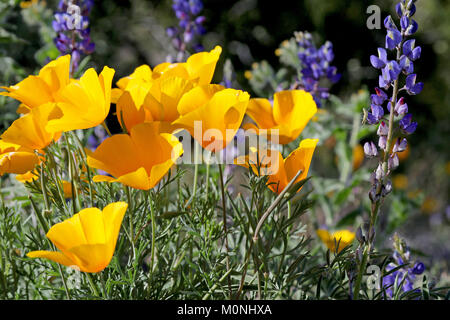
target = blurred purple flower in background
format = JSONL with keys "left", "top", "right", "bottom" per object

{"left": 53, "top": 0, "right": 95, "bottom": 75}
{"left": 167, "top": 0, "right": 206, "bottom": 61}
{"left": 292, "top": 31, "right": 341, "bottom": 108}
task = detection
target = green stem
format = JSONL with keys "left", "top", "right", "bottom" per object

{"left": 353, "top": 244, "right": 370, "bottom": 300}
{"left": 70, "top": 131, "right": 94, "bottom": 207}
{"left": 205, "top": 162, "right": 210, "bottom": 196}
{"left": 147, "top": 192, "right": 156, "bottom": 295}
{"left": 218, "top": 163, "right": 232, "bottom": 298}
{"left": 86, "top": 273, "right": 100, "bottom": 298}
{"left": 102, "top": 121, "right": 112, "bottom": 137}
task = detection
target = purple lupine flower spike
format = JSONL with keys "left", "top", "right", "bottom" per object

{"left": 167, "top": 0, "right": 206, "bottom": 61}
{"left": 382, "top": 235, "right": 425, "bottom": 299}
{"left": 292, "top": 31, "right": 340, "bottom": 108}
{"left": 52, "top": 0, "right": 95, "bottom": 75}
{"left": 364, "top": 0, "right": 423, "bottom": 190}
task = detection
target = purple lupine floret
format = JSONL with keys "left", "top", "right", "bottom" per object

{"left": 403, "top": 40, "right": 421, "bottom": 61}
{"left": 386, "top": 28, "right": 402, "bottom": 49}
{"left": 405, "top": 73, "right": 424, "bottom": 95}
{"left": 382, "top": 239, "right": 425, "bottom": 299}
{"left": 293, "top": 31, "right": 340, "bottom": 108}
{"left": 370, "top": 48, "right": 388, "bottom": 69}
{"left": 371, "top": 87, "right": 388, "bottom": 105}
{"left": 393, "top": 137, "right": 407, "bottom": 153}
{"left": 167, "top": 0, "right": 206, "bottom": 60}
{"left": 364, "top": 141, "right": 378, "bottom": 157}
{"left": 399, "top": 113, "right": 417, "bottom": 134}
{"left": 52, "top": 0, "right": 95, "bottom": 75}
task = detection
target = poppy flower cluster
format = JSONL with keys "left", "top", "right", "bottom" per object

{"left": 0, "top": 43, "right": 321, "bottom": 273}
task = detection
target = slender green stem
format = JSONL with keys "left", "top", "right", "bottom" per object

{"left": 102, "top": 121, "right": 112, "bottom": 137}
{"left": 202, "top": 268, "right": 234, "bottom": 300}
{"left": 253, "top": 169, "right": 303, "bottom": 242}
{"left": 205, "top": 161, "right": 210, "bottom": 196}
{"left": 86, "top": 273, "right": 100, "bottom": 297}
{"left": 147, "top": 191, "right": 156, "bottom": 295}
{"left": 218, "top": 163, "right": 232, "bottom": 298}
{"left": 70, "top": 131, "right": 94, "bottom": 207}
{"left": 125, "top": 186, "right": 134, "bottom": 244}
{"left": 29, "top": 196, "right": 71, "bottom": 300}
{"left": 353, "top": 244, "right": 370, "bottom": 300}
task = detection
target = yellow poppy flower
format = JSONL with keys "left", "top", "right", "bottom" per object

{"left": 316, "top": 229, "right": 355, "bottom": 253}
{"left": 0, "top": 55, "right": 70, "bottom": 110}
{"left": 352, "top": 144, "right": 364, "bottom": 171}
{"left": 45, "top": 66, "right": 115, "bottom": 132}
{"left": 139, "top": 76, "right": 194, "bottom": 133}
{"left": 0, "top": 140, "right": 40, "bottom": 175}
{"left": 113, "top": 65, "right": 153, "bottom": 106}
{"left": 173, "top": 84, "right": 250, "bottom": 152}
{"left": 115, "top": 91, "right": 149, "bottom": 132}
{"left": 16, "top": 170, "right": 39, "bottom": 183}
{"left": 244, "top": 90, "right": 317, "bottom": 145}
{"left": 152, "top": 46, "right": 222, "bottom": 85}
{"left": 27, "top": 202, "right": 128, "bottom": 273}
{"left": 236, "top": 138, "right": 318, "bottom": 194}
{"left": 86, "top": 122, "right": 183, "bottom": 190}
{"left": 1, "top": 103, "right": 62, "bottom": 150}
{"left": 116, "top": 64, "right": 153, "bottom": 91}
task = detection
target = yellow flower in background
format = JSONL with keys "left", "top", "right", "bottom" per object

{"left": 352, "top": 144, "right": 364, "bottom": 171}
{"left": 45, "top": 66, "right": 115, "bottom": 132}
{"left": 27, "top": 202, "right": 128, "bottom": 273}
{"left": 173, "top": 84, "right": 250, "bottom": 152}
{"left": 1, "top": 103, "right": 61, "bottom": 150}
{"left": 20, "top": 0, "right": 41, "bottom": 9}
{"left": 244, "top": 70, "right": 253, "bottom": 79}
{"left": 244, "top": 90, "right": 317, "bottom": 145}
{"left": 236, "top": 139, "right": 318, "bottom": 194}
{"left": 316, "top": 229, "right": 355, "bottom": 253}
{"left": 0, "top": 55, "right": 70, "bottom": 111}
{"left": 86, "top": 122, "right": 183, "bottom": 190}
{"left": 62, "top": 180, "right": 77, "bottom": 199}
{"left": 393, "top": 143, "right": 410, "bottom": 162}
{"left": 0, "top": 140, "right": 40, "bottom": 176}
{"left": 421, "top": 196, "right": 438, "bottom": 215}
{"left": 16, "top": 170, "right": 39, "bottom": 183}
{"left": 392, "top": 174, "right": 408, "bottom": 190}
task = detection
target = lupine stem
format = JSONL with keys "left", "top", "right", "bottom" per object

{"left": 354, "top": 41, "right": 404, "bottom": 300}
